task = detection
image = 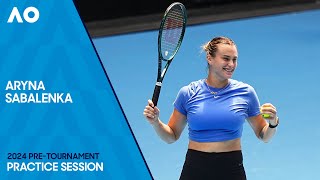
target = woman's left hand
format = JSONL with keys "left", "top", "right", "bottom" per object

{"left": 260, "top": 103, "right": 278, "bottom": 124}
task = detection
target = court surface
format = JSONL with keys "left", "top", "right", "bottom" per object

{"left": 93, "top": 9, "right": 320, "bottom": 180}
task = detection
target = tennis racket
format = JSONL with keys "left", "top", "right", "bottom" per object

{"left": 151, "top": 2, "right": 187, "bottom": 107}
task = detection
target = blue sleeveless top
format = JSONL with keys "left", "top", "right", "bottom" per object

{"left": 173, "top": 79, "right": 261, "bottom": 142}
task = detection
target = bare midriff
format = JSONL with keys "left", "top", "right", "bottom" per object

{"left": 188, "top": 138, "right": 241, "bottom": 152}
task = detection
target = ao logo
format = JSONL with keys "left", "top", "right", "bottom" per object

{"left": 7, "top": 7, "right": 39, "bottom": 23}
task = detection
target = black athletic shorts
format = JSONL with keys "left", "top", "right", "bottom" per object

{"left": 179, "top": 149, "right": 246, "bottom": 180}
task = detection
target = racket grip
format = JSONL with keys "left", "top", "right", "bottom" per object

{"left": 152, "top": 83, "right": 162, "bottom": 107}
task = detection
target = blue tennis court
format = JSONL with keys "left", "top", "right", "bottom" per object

{"left": 93, "top": 9, "right": 320, "bottom": 180}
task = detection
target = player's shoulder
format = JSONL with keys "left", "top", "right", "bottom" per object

{"left": 229, "top": 79, "right": 255, "bottom": 92}
{"left": 179, "top": 79, "right": 204, "bottom": 94}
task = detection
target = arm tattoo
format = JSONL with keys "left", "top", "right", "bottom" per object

{"left": 259, "top": 130, "right": 265, "bottom": 140}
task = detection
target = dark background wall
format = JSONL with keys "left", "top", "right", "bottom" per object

{"left": 74, "top": 0, "right": 320, "bottom": 37}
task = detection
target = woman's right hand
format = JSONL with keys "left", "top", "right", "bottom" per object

{"left": 143, "top": 99, "right": 160, "bottom": 125}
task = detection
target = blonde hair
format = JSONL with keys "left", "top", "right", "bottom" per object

{"left": 202, "top": 36, "right": 236, "bottom": 57}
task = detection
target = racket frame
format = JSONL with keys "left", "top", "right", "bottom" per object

{"left": 152, "top": 2, "right": 187, "bottom": 106}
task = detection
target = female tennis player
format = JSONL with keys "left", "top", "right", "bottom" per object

{"left": 143, "top": 36, "right": 279, "bottom": 180}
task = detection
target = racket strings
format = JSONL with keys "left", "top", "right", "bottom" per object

{"left": 161, "top": 6, "right": 184, "bottom": 59}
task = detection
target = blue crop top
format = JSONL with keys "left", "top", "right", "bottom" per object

{"left": 173, "top": 79, "right": 261, "bottom": 142}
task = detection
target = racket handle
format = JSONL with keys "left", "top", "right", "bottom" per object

{"left": 152, "top": 82, "right": 162, "bottom": 107}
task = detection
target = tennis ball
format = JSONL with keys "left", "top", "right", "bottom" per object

{"left": 262, "top": 114, "right": 270, "bottom": 118}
